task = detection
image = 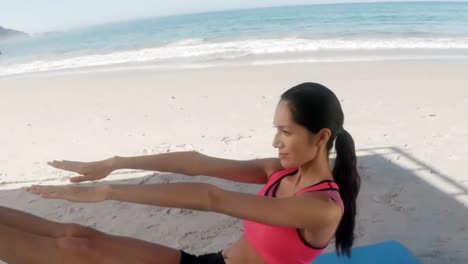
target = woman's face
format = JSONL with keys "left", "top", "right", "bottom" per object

{"left": 272, "top": 100, "right": 320, "bottom": 168}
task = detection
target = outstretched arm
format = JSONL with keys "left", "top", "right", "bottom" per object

{"left": 27, "top": 182, "right": 341, "bottom": 231}
{"left": 50, "top": 151, "right": 282, "bottom": 184}
{"left": 113, "top": 152, "right": 282, "bottom": 184}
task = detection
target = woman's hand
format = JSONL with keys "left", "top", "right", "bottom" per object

{"left": 25, "top": 184, "right": 109, "bottom": 203}
{"left": 48, "top": 158, "right": 116, "bottom": 183}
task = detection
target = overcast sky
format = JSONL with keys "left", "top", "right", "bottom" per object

{"left": 1, "top": 0, "right": 465, "bottom": 33}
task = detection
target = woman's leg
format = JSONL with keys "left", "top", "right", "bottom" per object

{"left": 87, "top": 228, "right": 182, "bottom": 263}
{"left": 0, "top": 206, "right": 182, "bottom": 264}
{"left": 0, "top": 222, "right": 182, "bottom": 264}
{"left": 0, "top": 223, "right": 101, "bottom": 264}
{"left": 0, "top": 206, "right": 67, "bottom": 237}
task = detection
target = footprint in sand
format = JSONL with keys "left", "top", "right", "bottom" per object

{"left": 371, "top": 190, "right": 415, "bottom": 214}
{"left": 177, "top": 231, "right": 202, "bottom": 250}
{"left": 154, "top": 143, "right": 195, "bottom": 153}
{"left": 177, "top": 227, "right": 220, "bottom": 250}
{"left": 220, "top": 135, "right": 252, "bottom": 144}
{"left": 354, "top": 222, "right": 366, "bottom": 239}
{"left": 165, "top": 208, "right": 195, "bottom": 215}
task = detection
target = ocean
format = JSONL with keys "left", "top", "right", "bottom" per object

{"left": 1, "top": 1, "right": 468, "bottom": 76}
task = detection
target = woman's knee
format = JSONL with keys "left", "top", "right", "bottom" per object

{"left": 62, "top": 223, "right": 100, "bottom": 238}
{"left": 56, "top": 236, "right": 92, "bottom": 251}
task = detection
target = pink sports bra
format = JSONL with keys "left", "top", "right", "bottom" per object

{"left": 242, "top": 167, "right": 344, "bottom": 264}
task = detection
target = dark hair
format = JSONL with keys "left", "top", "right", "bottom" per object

{"left": 280, "top": 82, "right": 360, "bottom": 257}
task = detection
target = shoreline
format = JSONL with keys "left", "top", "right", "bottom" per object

{"left": 2, "top": 48, "right": 468, "bottom": 79}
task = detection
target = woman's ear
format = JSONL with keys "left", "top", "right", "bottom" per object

{"left": 316, "top": 128, "right": 332, "bottom": 147}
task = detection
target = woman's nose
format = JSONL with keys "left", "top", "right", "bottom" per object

{"left": 272, "top": 134, "right": 282, "bottom": 149}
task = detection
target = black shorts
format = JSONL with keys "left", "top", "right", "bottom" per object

{"left": 179, "top": 250, "right": 226, "bottom": 264}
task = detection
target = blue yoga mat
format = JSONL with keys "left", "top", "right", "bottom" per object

{"left": 313, "top": 240, "right": 421, "bottom": 264}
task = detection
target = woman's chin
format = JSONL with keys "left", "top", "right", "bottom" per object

{"left": 280, "top": 159, "right": 291, "bottom": 168}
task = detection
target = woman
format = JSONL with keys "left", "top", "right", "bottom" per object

{"left": 1, "top": 82, "right": 360, "bottom": 264}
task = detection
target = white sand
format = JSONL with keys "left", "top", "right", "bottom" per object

{"left": 0, "top": 61, "right": 467, "bottom": 263}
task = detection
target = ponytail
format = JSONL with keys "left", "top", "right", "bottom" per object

{"left": 332, "top": 129, "right": 361, "bottom": 256}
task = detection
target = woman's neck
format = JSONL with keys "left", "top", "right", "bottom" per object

{"left": 292, "top": 155, "right": 334, "bottom": 188}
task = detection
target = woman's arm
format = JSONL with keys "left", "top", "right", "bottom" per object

{"left": 112, "top": 151, "right": 282, "bottom": 184}
{"left": 105, "top": 183, "right": 341, "bottom": 230}
{"left": 106, "top": 183, "right": 216, "bottom": 211}
{"left": 49, "top": 151, "right": 282, "bottom": 184}
{"left": 28, "top": 182, "right": 340, "bottom": 231}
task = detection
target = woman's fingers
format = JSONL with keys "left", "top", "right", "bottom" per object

{"left": 25, "top": 184, "right": 104, "bottom": 203}
{"left": 48, "top": 160, "right": 85, "bottom": 173}
{"left": 27, "top": 185, "right": 48, "bottom": 194}
{"left": 27, "top": 185, "right": 67, "bottom": 199}
{"left": 69, "top": 174, "right": 96, "bottom": 183}
{"left": 26, "top": 185, "right": 40, "bottom": 195}
{"left": 47, "top": 160, "right": 101, "bottom": 182}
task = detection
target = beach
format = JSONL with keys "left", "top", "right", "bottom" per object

{"left": 0, "top": 60, "right": 467, "bottom": 263}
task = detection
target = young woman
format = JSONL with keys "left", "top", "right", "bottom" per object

{"left": 1, "top": 82, "right": 360, "bottom": 264}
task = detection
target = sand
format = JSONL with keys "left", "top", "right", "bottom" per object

{"left": 0, "top": 60, "right": 467, "bottom": 263}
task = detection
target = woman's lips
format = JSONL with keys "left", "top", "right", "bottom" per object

{"left": 279, "top": 153, "right": 288, "bottom": 159}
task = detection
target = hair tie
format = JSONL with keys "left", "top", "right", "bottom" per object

{"left": 336, "top": 127, "right": 345, "bottom": 135}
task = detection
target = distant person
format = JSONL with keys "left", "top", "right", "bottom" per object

{"left": 1, "top": 82, "right": 360, "bottom": 264}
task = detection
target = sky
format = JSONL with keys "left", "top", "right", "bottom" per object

{"left": 1, "top": 0, "right": 466, "bottom": 33}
